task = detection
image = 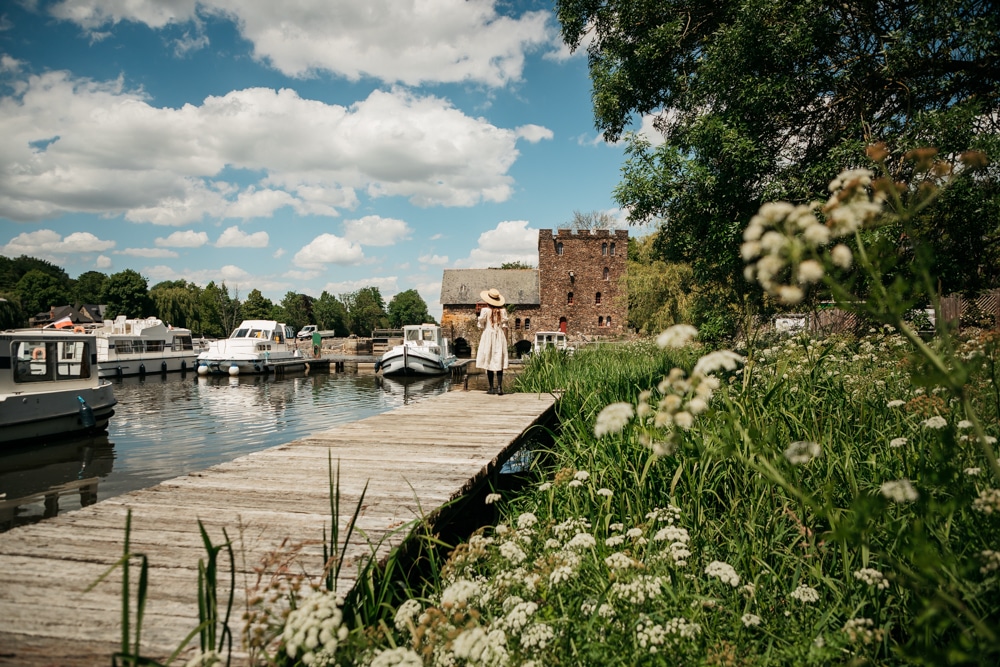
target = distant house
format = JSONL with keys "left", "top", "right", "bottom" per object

{"left": 440, "top": 228, "right": 628, "bottom": 356}
{"left": 31, "top": 304, "right": 106, "bottom": 328}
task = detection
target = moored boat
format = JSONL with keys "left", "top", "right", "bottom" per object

{"left": 376, "top": 323, "right": 456, "bottom": 377}
{"left": 59, "top": 316, "right": 207, "bottom": 378}
{"left": 0, "top": 328, "right": 117, "bottom": 446}
{"left": 196, "top": 320, "right": 304, "bottom": 376}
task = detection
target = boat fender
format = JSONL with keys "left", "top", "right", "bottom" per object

{"left": 161, "top": 361, "right": 168, "bottom": 375}
{"left": 116, "top": 366, "right": 123, "bottom": 379}
{"left": 73, "top": 326, "right": 85, "bottom": 333}
{"left": 181, "top": 360, "right": 187, "bottom": 373}
{"left": 228, "top": 365, "right": 240, "bottom": 376}
{"left": 139, "top": 363, "right": 146, "bottom": 377}
{"left": 31, "top": 346, "right": 46, "bottom": 360}
{"left": 374, "top": 359, "right": 382, "bottom": 373}
{"left": 77, "top": 396, "right": 96, "bottom": 428}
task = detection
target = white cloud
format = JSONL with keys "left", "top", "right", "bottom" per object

{"left": 273, "top": 248, "right": 285, "bottom": 258}
{"left": 51, "top": 1, "right": 553, "bottom": 87}
{"left": 0, "top": 75, "right": 527, "bottom": 223}
{"left": 156, "top": 230, "right": 209, "bottom": 248}
{"left": 143, "top": 263, "right": 292, "bottom": 296}
{"left": 293, "top": 233, "right": 364, "bottom": 268}
{"left": 342, "top": 215, "right": 411, "bottom": 246}
{"left": 418, "top": 254, "right": 449, "bottom": 266}
{"left": 95, "top": 254, "right": 112, "bottom": 269}
{"left": 454, "top": 220, "right": 538, "bottom": 268}
{"left": 216, "top": 225, "right": 269, "bottom": 248}
{"left": 322, "top": 276, "right": 398, "bottom": 298}
{"left": 117, "top": 247, "right": 179, "bottom": 258}
{"left": 1, "top": 229, "right": 115, "bottom": 258}
{"left": 516, "top": 124, "right": 554, "bottom": 143}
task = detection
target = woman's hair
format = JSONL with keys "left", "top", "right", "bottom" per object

{"left": 489, "top": 305, "right": 504, "bottom": 326}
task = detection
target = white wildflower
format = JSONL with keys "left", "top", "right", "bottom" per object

{"left": 958, "top": 420, "right": 973, "bottom": 430}
{"left": 922, "top": 415, "right": 948, "bottom": 430}
{"left": 517, "top": 513, "right": 538, "bottom": 530}
{"left": 566, "top": 532, "right": 597, "bottom": 550}
{"left": 881, "top": 479, "right": 919, "bottom": 503}
{"left": 972, "top": 488, "right": 1000, "bottom": 514}
{"left": 605, "top": 535, "right": 625, "bottom": 547}
{"left": 981, "top": 550, "right": 1000, "bottom": 574}
{"left": 485, "top": 493, "right": 501, "bottom": 505}
{"left": 886, "top": 399, "right": 905, "bottom": 408}
{"left": 597, "top": 487, "right": 613, "bottom": 498}
{"left": 370, "top": 647, "right": 423, "bottom": 667}
{"left": 282, "top": 590, "right": 348, "bottom": 663}
{"left": 673, "top": 411, "right": 694, "bottom": 430}
{"left": 842, "top": 617, "right": 882, "bottom": 645}
{"left": 656, "top": 324, "right": 699, "bottom": 349}
{"left": 605, "top": 552, "right": 637, "bottom": 570}
{"left": 594, "top": 402, "right": 634, "bottom": 437}
{"left": 964, "top": 467, "right": 981, "bottom": 476}
{"left": 741, "top": 613, "right": 762, "bottom": 628}
{"left": 441, "top": 579, "right": 481, "bottom": 607}
{"left": 778, "top": 285, "right": 804, "bottom": 305}
{"left": 519, "top": 623, "right": 555, "bottom": 651}
{"left": 830, "top": 244, "right": 853, "bottom": 269}
{"left": 704, "top": 560, "right": 740, "bottom": 587}
{"left": 664, "top": 616, "right": 701, "bottom": 641}
{"left": 853, "top": 568, "right": 889, "bottom": 590}
{"left": 693, "top": 350, "right": 746, "bottom": 377}
{"left": 568, "top": 479, "right": 584, "bottom": 488}
{"left": 538, "top": 482, "right": 552, "bottom": 491}
{"left": 889, "top": 437, "right": 907, "bottom": 448}
{"left": 784, "top": 440, "right": 821, "bottom": 465}
{"left": 797, "top": 260, "right": 824, "bottom": 284}
{"left": 394, "top": 599, "right": 423, "bottom": 634}
{"left": 499, "top": 542, "right": 527, "bottom": 565}
{"left": 789, "top": 584, "right": 820, "bottom": 603}
{"left": 610, "top": 575, "right": 666, "bottom": 605}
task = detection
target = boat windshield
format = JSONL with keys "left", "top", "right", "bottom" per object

{"left": 232, "top": 328, "right": 250, "bottom": 338}
{"left": 13, "top": 339, "right": 92, "bottom": 383}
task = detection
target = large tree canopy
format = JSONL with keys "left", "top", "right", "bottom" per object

{"left": 558, "top": 0, "right": 1000, "bottom": 293}
{"left": 387, "top": 289, "right": 435, "bottom": 328}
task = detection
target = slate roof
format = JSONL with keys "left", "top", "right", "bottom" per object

{"left": 440, "top": 269, "right": 540, "bottom": 306}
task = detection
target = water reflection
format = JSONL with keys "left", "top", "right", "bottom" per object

{"left": 0, "top": 370, "right": 451, "bottom": 531}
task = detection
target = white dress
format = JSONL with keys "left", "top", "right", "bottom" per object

{"left": 476, "top": 306, "right": 509, "bottom": 371}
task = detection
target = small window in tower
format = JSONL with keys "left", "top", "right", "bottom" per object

{"left": 598, "top": 316, "right": 604, "bottom": 327}
{"left": 607, "top": 315, "right": 613, "bottom": 326}
{"left": 602, "top": 242, "right": 608, "bottom": 256}
{"left": 567, "top": 291, "right": 574, "bottom": 305}
{"left": 603, "top": 267, "right": 610, "bottom": 280}
{"left": 515, "top": 318, "right": 521, "bottom": 330}
{"left": 524, "top": 318, "right": 531, "bottom": 330}
{"left": 596, "top": 292, "right": 602, "bottom": 305}
{"left": 610, "top": 242, "right": 616, "bottom": 256}
{"left": 556, "top": 241, "right": 563, "bottom": 255}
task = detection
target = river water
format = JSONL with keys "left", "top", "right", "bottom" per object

{"left": 0, "top": 370, "right": 452, "bottom": 532}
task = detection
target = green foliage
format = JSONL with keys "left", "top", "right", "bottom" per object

{"left": 278, "top": 291, "right": 312, "bottom": 331}
{"left": 313, "top": 291, "right": 349, "bottom": 335}
{"left": 341, "top": 286, "right": 388, "bottom": 336}
{"left": 199, "top": 281, "right": 241, "bottom": 338}
{"left": 241, "top": 288, "right": 274, "bottom": 321}
{"left": 387, "top": 289, "right": 434, "bottom": 328}
{"left": 0, "top": 254, "right": 69, "bottom": 293}
{"left": 0, "top": 294, "right": 26, "bottom": 329}
{"left": 150, "top": 282, "right": 201, "bottom": 330}
{"left": 100, "top": 269, "right": 152, "bottom": 320}
{"left": 495, "top": 261, "right": 535, "bottom": 269}
{"left": 625, "top": 234, "right": 697, "bottom": 334}
{"left": 16, "top": 269, "right": 71, "bottom": 316}
{"left": 71, "top": 270, "right": 108, "bottom": 305}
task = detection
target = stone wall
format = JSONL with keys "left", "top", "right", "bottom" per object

{"left": 442, "top": 304, "right": 540, "bottom": 356}
{"left": 537, "top": 228, "right": 628, "bottom": 337}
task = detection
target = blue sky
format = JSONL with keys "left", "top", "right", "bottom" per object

{"left": 0, "top": 0, "right": 654, "bottom": 318}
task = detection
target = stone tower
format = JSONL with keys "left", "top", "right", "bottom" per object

{"left": 537, "top": 228, "right": 628, "bottom": 337}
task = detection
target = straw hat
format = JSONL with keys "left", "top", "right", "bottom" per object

{"left": 480, "top": 288, "right": 505, "bottom": 307}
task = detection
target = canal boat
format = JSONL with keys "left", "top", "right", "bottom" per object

{"left": 376, "top": 323, "right": 456, "bottom": 377}
{"left": 196, "top": 319, "right": 304, "bottom": 376}
{"left": 532, "top": 330, "right": 572, "bottom": 354}
{"left": 0, "top": 328, "right": 117, "bottom": 446}
{"left": 61, "top": 316, "right": 207, "bottom": 378}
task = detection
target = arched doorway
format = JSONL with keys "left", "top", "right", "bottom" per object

{"left": 453, "top": 337, "right": 471, "bottom": 358}
{"left": 559, "top": 317, "right": 567, "bottom": 333}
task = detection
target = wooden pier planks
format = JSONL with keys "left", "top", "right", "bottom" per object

{"left": 0, "top": 390, "right": 556, "bottom": 667}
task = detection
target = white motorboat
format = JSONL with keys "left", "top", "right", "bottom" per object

{"left": 376, "top": 323, "right": 456, "bottom": 377}
{"left": 196, "top": 319, "right": 304, "bottom": 376}
{"left": 60, "top": 316, "right": 207, "bottom": 378}
{"left": 0, "top": 328, "right": 117, "bottom": 446}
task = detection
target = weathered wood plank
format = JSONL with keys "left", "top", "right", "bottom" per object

{"left": 0, "top": 390, "right": 554, "bottom": 666}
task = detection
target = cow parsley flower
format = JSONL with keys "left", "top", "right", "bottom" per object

{"left": 790, "top": 584, "right": 820, "bottom": 603}
{"left": 517, "top": 513, "right": 538, "bottom": 530}
{"left": 394, "top": 599, "right": 423, "bottom": 634}
{"left": 881, "top": 479, "right": 919, "bottom": 503}
{"left": 705, "top": 560, "right": 740, "bottom": 587}
{"left": 741, "top": 613, "right": 762, "bottom": 628}
{"left": 656, "top": 324, "right": 699, "bottom": 349}
{"left": 485, "top": 493, "right": 501, "bottom": 504}
{"left": 369, "top": 647, "right": 423, "bottom": 667}
{"left": 693, "top": 350, "right": 746, "bottom": 377}
{"left": 889, "top": 437, "right": 907, "bottom": 448}
{"left": 282, "top": 590, "right": 348, "bottom": 663}
{"left": 784, "top": 440, "right": 821, "bottom": 465}
{"left": 594, "top": 402, "right": 634, "bottom": 437}
{"left": 853, "top": 568, "right": 889, "bottom": 590}
{"left": 597, "top": 487, "right": 613, "bottom": 498}
{"left": 972, "top": 488, "right": 1000, "bottom": 514}
{"left": 922, "top": 415, "right": 948, "bottom": 430}
{"left": 886, "top": 399, "right": 905, "bottom": 408}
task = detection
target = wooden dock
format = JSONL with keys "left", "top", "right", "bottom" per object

{"left": 0, "top": 390, "right": 556, "bottom": 666}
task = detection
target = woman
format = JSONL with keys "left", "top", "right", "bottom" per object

{"left": 476, "top": 288, "right": 509, "bottom": 395}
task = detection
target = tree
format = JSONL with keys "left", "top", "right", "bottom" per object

{"left": 557, "top": 0, "right": 1000, "bottom": 294}
{"left": 625, "top": 235, "right": 698, "bottom": 335}
{"left": 100, "top": 269, "right": 152, "bottom": 319}
{"left": 568, "top": 209, "right": 617, "bottom": 231}
{"left": 199, "top": 281, "right": 241, "bottom": 337}
{"left": 313, "top": 291, "right": 349, "bottom": 335}
{"left": 16, "top": 269, "right": 71, "bottom": 317}
{"left": 279, "top": 292, "right": 313, "bottom": 332}
{"left": 72, "top": 271, "right": 107, "bottom": 305}
{"left": 0, "top": 255, "right": 69, "bottom": 293}
{"left": 341, "top": 287, "right": 388, "bottom": 336}
{"left": 496, "top": 261, "right": 535, "bottom": 269}
{"left": 242, "top": 289, "right": 275, "bottom": 320}
{"left": 387, "top": 289, "right": 435, "bottom": 328}
{"left": 150, "top": 282, "right": 200, "bottom": 329}
{"left": 0, "top": 294, "right": 26, "bottom": 329}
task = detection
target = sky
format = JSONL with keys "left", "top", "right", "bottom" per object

{"left": 0, "top": 0, "right": 655, "bottom": 319}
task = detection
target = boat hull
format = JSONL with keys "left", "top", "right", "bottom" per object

{"left": 98, "top": 353, "right": 199, "bottom": 379}
{"left": 196, "top": 357, "right": 307, "bottom": 376}
{"left": 0, "top": 383, "right": 117, "bottom": 446}
{"left": 379, "top": 346, "right": 455, "bottom": 377}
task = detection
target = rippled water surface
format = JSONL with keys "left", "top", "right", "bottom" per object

{"left": 0, "top": 371, "right": 451, "bottom": 531}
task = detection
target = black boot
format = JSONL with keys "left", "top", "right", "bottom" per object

{"left": 497, "top": 371, "right": 504, "bottom": 396}
{"left": 487, "top": 370, "right": 495, "bottom": 394}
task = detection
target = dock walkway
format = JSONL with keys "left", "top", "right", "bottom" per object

{"left": 0, "top": 390, "right": 556, "bottom": 666}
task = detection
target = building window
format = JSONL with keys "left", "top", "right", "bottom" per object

{"left": 567, "top": 291, "right": 574, "bottom": 305}
{"left": 603, "top": 267, "right": 610, "bottom": 280}
{"left": 598, "top": 316, "right": 604, "bottom": 327}
{"left": 556, "top": 241, "right": 563, "bottom": 255}
{"left": 595, "top": 292, "right": 602, "bottom": 305}
{"left": 524, "top": 318, "right": 531, "bottom": 330}
{"left": 515, "top": 318, "right": 521, "bottom": 330}
{"left": 602, "top": 242, "right": 608, "bottom": 256}
{"left": 607, "top": 315, "right": 613, "bottom": 327}
{"left": 610, "top": 242, "right": 616, "bottom": 256}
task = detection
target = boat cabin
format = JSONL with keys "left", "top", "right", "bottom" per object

{"left": 1, "top": 330, "right": 96, "bottom": 391}
{"left": 228, "top": 320, "right": 295, "bottom": 344}
{"left": 533, "top": 331, "right": 569, "bottom": 354}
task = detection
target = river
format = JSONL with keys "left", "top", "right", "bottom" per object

{"left": 0, "top": 370, "right": 452, "bottom": 532}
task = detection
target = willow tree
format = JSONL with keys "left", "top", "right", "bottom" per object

{"left": 557, "top": 0, "right": 1000, "bottom": 297}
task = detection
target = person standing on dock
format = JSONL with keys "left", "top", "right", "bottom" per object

{"left": 476, "top": 288, "right": 509, "bottom": 395}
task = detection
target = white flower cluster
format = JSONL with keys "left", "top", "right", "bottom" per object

{"left": 653, "top": 525, "right": 691, "bottom": 567}
{"left": 485, "top": 493, "right": 502, "bottom": 505}
{"left": 647, "top": 505, "right": 683, "bottom": 525}
{"left": 566, "top": 532, "right": 597, "bottom": 550}
{"left": 441, "top": 579, "right": 482, "bottom": 608}
{"left": 282, "top": 590, "right": 349, "bottom": 665}
{"left": 741, "top": 169, "right": 884, "bottom": 303}
{"left": 610, "top": 575, "right": 667, "bottom": 605}
{"left": 369, "top": 647, "right": 423, "bottom": 667}
{"left": 497, "top": 598, "right": 538, "bottom": 634}
{"left": 552, "top": 517, "right": 591, "bottom": 539}
{"left": 636, "top": 620, "right": 667, "bottom": 653}
{"left": 548, "top": 550, "right": 582, "bottom": 587}
{"left": 981, "top": 550, "right": 1000, "bottom": 574}
{"left": 890, "top": 437, "right": 908, "bottom": 448}
{"left": 663, "top": 617, "right": 702, "bottom": 642}
{"left": 594, "top": 402, "right": 635, "bottom": 437}
{"left": 972, "top": 488, "right": 1000, "bottom": 514}
{"left": 881, "top": 479, "right": 919, "bottom": 503}
{"left": 452, "top": 627, "right": 509, "bottom": 666}
{"left": 656, "top": 324, "right": 699, "bottom": 349}
{"left": 518, "top": 622, "right": 556, "bottom": 651}
{"left": 853, "top": 568, "right": 890, "bottom": 590}
{"left": 517, "top": 512, "right": 538, "bottom": 530}
{"left": 499, "top": 541, "right": 527, "bottom": 565}
{"left": 394, "top": 599, "right": 423, "bottom": 635}
{"left": 784, "top": 440, "right": 822, "bottom": 465}
{"left": 790, "top": 584, "right": 820, "bottom": 604}
{"left": 605, "top": 552, "right": 638, "bottom": 570}
{"left": 704, "top": 560, "right": 741, "bottom": 587}
{"left": 741, "top": 613, "right": 762, "bottom": 628}
{"left": 922, "top": 415, "right": 948, "bottom": 430}
{"left": 842, "top": 617, "right": 882, "bottom": 645}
